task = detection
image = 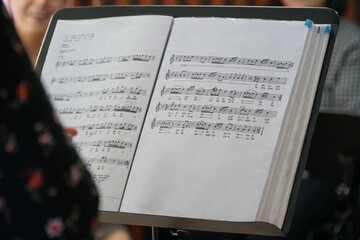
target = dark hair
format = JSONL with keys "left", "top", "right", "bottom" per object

{"left": 327, "top": 0, "right": 347, "bottom": 16}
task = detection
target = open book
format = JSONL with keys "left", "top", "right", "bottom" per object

{"left": 38, "top": 7, "right": 337, "bottom": 236}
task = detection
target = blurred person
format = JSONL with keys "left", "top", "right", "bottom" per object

{"left": 4, "top": 0, "right": 77, "bottom": 140}
{"left": 3, "top": 2, "right": 131, "bottom": 239}
{"left": 280, "top": 0, "right": 327, "bottom": 8}
{"left": 4, "top": 0, "right": 66, "bottom": 66}
{"left": 1, "top": 1, "right": 98, "bottom": 238}
{"left": 95, "top": 224, "right": 133, "bottom": 240}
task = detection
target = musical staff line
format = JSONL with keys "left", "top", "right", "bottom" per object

{"left": 51, "top": 72, "right": 151, "bottom": 84}
{"left": 73, "top": 140, "right": 132, "bottom": 149}
{"left": 165, "top": 70, "right": 287, "bottom": 84}
{"left": 160, "top": 86, "right": 282, "bottom": 101}
{"left": 56, "top": 54, "right": 156, "bottom": 67}
{"left": 151, "top": 119, "right": 263, "bottom": 134}
{"left": 56, "top": 104, "right": 142, "bottom": 114}
{"left": 155, "top": 102, "right": 277, "bottom": 118}
{"left": 170, "top": 54, "right": 294, "bottom": 69}
{"left": 84, "top": 156, "right": 130, "bottom": 167}
{"left": 49, "top": 87, "right": 146, "bottom": 101}
{"left": 75, "top": 122, "right": 137, "bottom": 131}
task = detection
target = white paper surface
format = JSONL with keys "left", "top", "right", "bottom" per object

{"left": 121, "top": 18, "right": 309, "bottom": 221}
{"left": 40, "top": 15, "right": 173, "bottom": 211}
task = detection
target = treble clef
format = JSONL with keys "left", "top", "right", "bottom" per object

{"left": 165, "top": 70, "right": 170, "bottom": 80}
{"left": 151, "top": 118, "right": 156, "bottom": 129}
{"left": 156, "top": 102, "right": 161, "bottom": 112}
{"left": 160, "top": 86, "right": 166, "bottom": 96}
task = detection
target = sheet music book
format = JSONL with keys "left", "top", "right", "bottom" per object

{"left": 36, "top": 6, "right": 338, "bottom": 236}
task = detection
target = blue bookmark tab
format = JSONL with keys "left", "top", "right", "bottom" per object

{"left": 305, "top": 19, "right": 313, "bottom": 28}
{"left": 317, "top": 26, "right": 321, "bottom": 33}
{"left": 324, "top": 25, "right": 332, "bottom": 34}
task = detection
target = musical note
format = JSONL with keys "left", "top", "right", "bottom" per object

{"left": 56, "top": 54, "right": 156, "bottom": 68}
{"left": 73, "top": 140, "right": 132, "bottom": 149}
{"left": 84, "top": 156, "right": 130, "bottom": 167}
{"left": 160, "top": 86, "right": 282, "bottom": 101}
{"left": 170, "top": 54, "right": 294, "bottom": 69}
{"left": 165, "top": 70, "right": 287, "bottom": 84}
{"left": 151, "top": 119, "right": 263, "bottom": 134}
{"left": 75, "top": 122, "right": 137, "bottom": 131}
{"left": 49, "top": 87, "right": 146, "bottom": 101}
{"left": 56, "top": 104, "right": 142, "bottom": 115}
{"left": 51, "top": 72, "right": 151, "bottom": 84}
{"left": 155, "top": 102, "right": 277, "bottom": 118}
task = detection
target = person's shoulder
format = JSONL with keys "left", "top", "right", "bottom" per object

{"left": 337, "top": 18, "right": 360, "bottom": 47}
{"left": 339, "top": 18, "right": 360, "bottom": 32}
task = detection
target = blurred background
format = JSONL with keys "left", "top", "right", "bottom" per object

{"left": 66, "top": 0, "right": 359, "bottom": 24}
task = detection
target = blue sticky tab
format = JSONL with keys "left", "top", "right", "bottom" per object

{"left": 324, "top": 25, "right": 331, "bottom": 34}
{"left": 317, "top": 26, "right": 321, "bottom": 33}
{"left": 305, "top": 19, "right": 313, "bottom": 28}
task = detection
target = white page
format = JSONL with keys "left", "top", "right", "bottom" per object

{"left": 41, "top": 15, "right": 173, "bottom": 211}
{"left": 121, "top": 18, "right": 309, "bottom": 221}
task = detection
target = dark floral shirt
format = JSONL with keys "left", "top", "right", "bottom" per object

{"left": 0, "top": 3, "right": 98, "bottom": 239}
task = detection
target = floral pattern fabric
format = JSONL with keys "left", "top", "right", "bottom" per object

{"left": 0, "top": 2, "right": 98, "bottom": 239}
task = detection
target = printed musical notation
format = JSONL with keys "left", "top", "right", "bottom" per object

{"left": 73, "top": 140, "right": 132, "bottom": 149}
{"left": 50, "top": 87, "right": 146, "bottom": 101}
{"left": 161, "top": 86, "right": 282, "bottom": 101}
{"left": 75, "top": 122, "right": 137, "bottom": 131}
{"left": 51, "top": 72, "right": 151, "bottom": 84}
{"left": 56, "top": 54, "right": 156, "bottom": 67}
{"left": 84, "top": 156, "right": 130, "bottom": 167}
{"left": 165, "top": 70, "right": 287, "bottom": 84}
{"left": 170, "top": 54, "right": 294, "bottom": 69}
{"left": 156, "top": 103, "right": 277, "bottom": 118}
{"left": 151, "top": 119, "right": 263, "bottom": 134}
{"left": 56, "top": 104, "right": 142, "bottom": 114}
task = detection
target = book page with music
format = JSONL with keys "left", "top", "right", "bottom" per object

{"left": 122, "top": 18, "right": 310, "bottom": 221}
{"left": 40, "top": 16, "right": 173, "bottom": 211}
